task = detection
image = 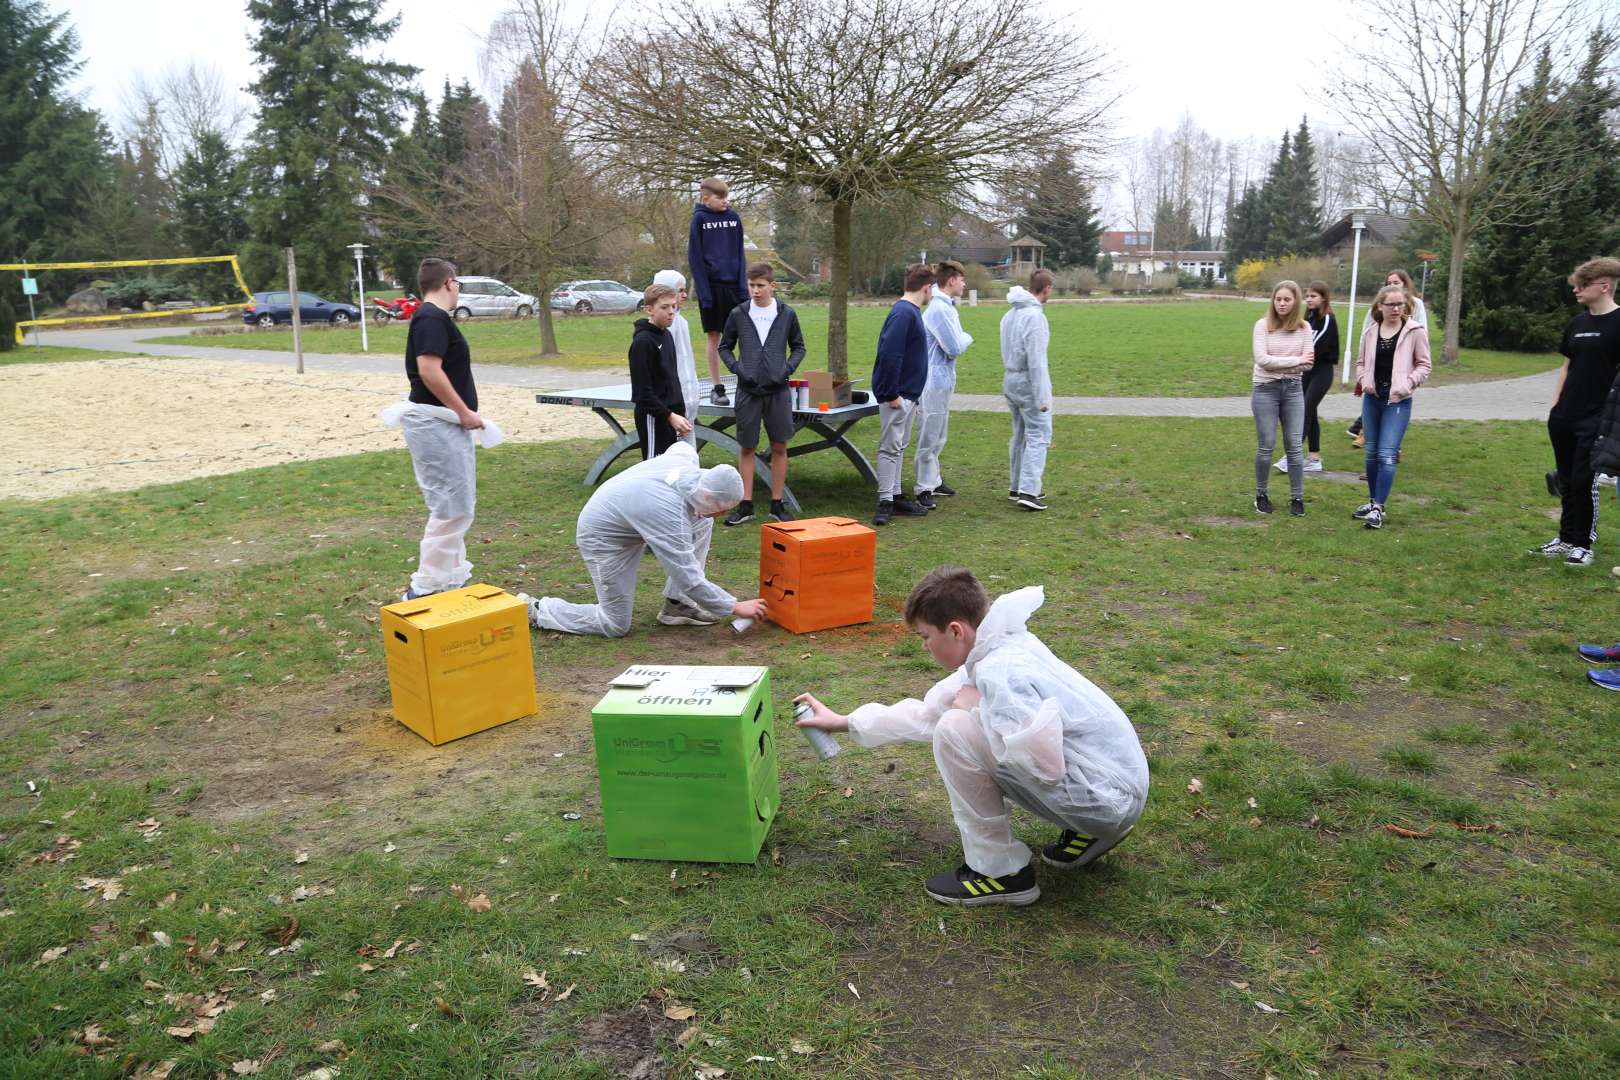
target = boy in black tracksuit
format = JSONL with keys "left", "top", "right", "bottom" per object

{"left": 629, "top": 284, "right": 693, "bottom": 459}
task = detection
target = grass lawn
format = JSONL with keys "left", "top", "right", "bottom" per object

{"left": 142, "top": 301, "right": 1561, "bottom": 396}
{"left": 0, "top": 344, "right": 149, "bottom": 366}
{"left": 2, "top": 413, "right": 1616, "bottom": 1078}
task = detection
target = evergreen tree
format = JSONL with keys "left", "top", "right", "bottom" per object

{"left": 1224, "top": 183, "right": 1267, "bottom": 266}
{"left": 1270, "top": 117, "right": 1323, "bottom": 255}
{"left": 241, "top": 0, "right": 417, "bottom": 296}
{"left": 372, "top": 91, "right": 442, "bottom": 287}
{"left": 1018, "top": 148, "right": 1103, "bottom": 267}
{"left": 1459, "top": 34, "right": 1620, "bottom": 352}
{"left": 1258, "top": 131, "right": 1292, "bottom": 257}
{"left": 0, "top": 0, "right": 112, "bottom": 277}
{"left": 171, "top": 132, "right": 249, "bottom": 300}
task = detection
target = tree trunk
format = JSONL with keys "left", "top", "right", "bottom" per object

{"left": 535, "top": 265, "right": 560, "bottom": 356}
{"left": 827, "top": 195, "right": 853, "bottom": 379}
{"left": 1441, "top": 225, "right": 1467, "bottom": 366}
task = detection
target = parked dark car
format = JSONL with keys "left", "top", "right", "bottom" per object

{"left": 243, "top": 291, "right": 362, "bottom": 328}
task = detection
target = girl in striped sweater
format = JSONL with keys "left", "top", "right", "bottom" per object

{"left": 1250, "top": 280, "right": 1315, "bottom": 515}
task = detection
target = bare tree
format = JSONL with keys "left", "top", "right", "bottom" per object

{"left": 1330, "top": 0, "right": 1594, "bottom": 364}
{"left": 119, "top": 62, "right": 250, "bottom": 176}
{"left": 579, "top": 0, "right": 1112, "bottom": 376}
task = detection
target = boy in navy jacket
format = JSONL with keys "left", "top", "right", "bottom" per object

{"left": 871, "top": 263, "right": 935, "bottom": 525}
{"left": 687, "top": 177, "right": 746, "bottom": 406}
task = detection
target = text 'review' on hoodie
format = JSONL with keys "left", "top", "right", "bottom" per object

{"left": 686, "top": 202, "right": 745, "bottom": 308}
{"left": 1000, "top": 286, "right": 1052, "bottom": 408}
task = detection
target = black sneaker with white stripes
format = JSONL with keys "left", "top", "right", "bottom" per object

{"left": 923, "top": 862, "right": 1040, "bottom": 907}
{"left": 1041, "top": 828, "right": 1132, "bottom": 869}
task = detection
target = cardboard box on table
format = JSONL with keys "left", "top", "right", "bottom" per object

{"left": 804, "top": 369, "right": 852, "bottom": 409}
{"left": 380, "top": 584, "right": 536, "bottom": 745}
{"left": 591, "top": 665, "right": 778, "bottom": 863}
{"left": 760, "top": 516, "right": 876, "bottom": 633}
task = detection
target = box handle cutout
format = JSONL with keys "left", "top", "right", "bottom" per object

{"left": 752, "top": 701, "right": 764, "bottom": 726}
{"left": 394, "top": 631, "right": 409, "bottom": 644}
{"left": 772, "top": 541, "right": 787, "bottom": 552}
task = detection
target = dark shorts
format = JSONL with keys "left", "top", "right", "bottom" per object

{"left": 698, "top": 281, "right": 744, "bottom": 334}
{"left": 734, "top": 386, "right": 794, "bottom": 448}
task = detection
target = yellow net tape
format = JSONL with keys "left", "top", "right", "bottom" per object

{"left": 3, "top": 255, "right": 256, "bottom": 344}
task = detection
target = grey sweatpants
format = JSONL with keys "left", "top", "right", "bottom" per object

{"left": 876, "top": 398, "right": 920, "bottom": 501}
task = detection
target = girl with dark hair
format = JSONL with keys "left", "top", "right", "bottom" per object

{"left": 1275, "top": 280, "right": 1338, "bottom": 474}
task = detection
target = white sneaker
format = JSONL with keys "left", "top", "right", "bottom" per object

{"left": 515, "top": 591, "right": 542, "bottom": 629}
{"left": 1565, "top": 547, "right": 1595, "bottom": 567}
{"left": 1302, "top": 458, "right": 1323, "bottom": 473}
{"left": 1273, "top": 458, "right": 1288, "bottom": 473}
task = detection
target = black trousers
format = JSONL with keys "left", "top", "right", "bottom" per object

{"left": 1302, "top": 361, "right": 1336, "bottom": 453}
{"left": 1549, "top": 413, "right": 1601, "bottom": 547}
{"left": 635, "top": 408, "right": 681, "bottom": 460}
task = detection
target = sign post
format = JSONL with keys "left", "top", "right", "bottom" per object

{"left": 20, "top": 261, "right": 39, "bottom": 346}
{"left": 286, "top": 247, "right": 304, "bottom": 375}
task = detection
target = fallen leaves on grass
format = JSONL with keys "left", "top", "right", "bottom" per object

{"left": 1254, "top": 1001, "right": 1281, "bottom": 1014}
{"left": 555, "top": 983, "right": 576, "bottom": 1002}
{"left": 268, "top": 917, "right": 299, "bottom": 946}
{"left": 296, "top": 1069, "right": 340, "bottom": 1080}
{"left": 78, "top": 1024, "right": 115, "bottom": 1048}
{"left": 1383, "top": 824, "right": 1435, "bottom": 839}
{"left": 522, "top": 969, "right": 550, "bottom": 990}
{"left": 847, "top": 982, "right": 860, "bottom": 998}
{"left": 841, "top": 786, "right": 854, "bottom": 798}
{"left": 466, "top": 893, "right": 492, "bottom": 913}
{"left": 692, "top": 1064, "right": 726, "bottom": 1079}
{"left": 156, "top": 892, "right": 177, "bottom": 909}
{"left": 790, "top": 1040, "right": 815, "bottom": 1054}
{"left": 36, "top": 945, "right": 70, "bottom": 966}
{"left": 290, "top": 885, "right": 334, "bottom": 902}
{"left": 653, "top": 958, "right": 686, "bottom": 974}
{"left": 294, "top": 851, "right": 309, "bottom": 864}
{"left": 133, "top": 1061, "right": 178, "bottom": 1080}
{"left": 78, "top": 876, "right": 124, "bottom": 901}
{"left": 1186, "top": 778, "right": 1203, "bottom": 794}
{"left": 664, "top": 1004, "right": 696, "bottom": 1021}
{"left": 28, "top": 834, "right": 82, "bottom": 864}
{"left": 231, "top": 1061, "right": 263, "bottom": 1075}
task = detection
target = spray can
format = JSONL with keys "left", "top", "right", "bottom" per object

{"left": 732, "top": 617, "right": 754, "bottom": 634}
{"left": 793, "top": 701, "right": 841, "bottom": 759}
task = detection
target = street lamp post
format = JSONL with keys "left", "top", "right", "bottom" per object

{"left": 1340, "top": 208, "right": 1374, "bottom": 385}
{"left": 348, "top": 242, "right": 369, "bottom": 353}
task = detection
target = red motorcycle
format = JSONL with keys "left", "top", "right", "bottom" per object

{"left": 371, "top": 294, "right": 420, "bottom": 324}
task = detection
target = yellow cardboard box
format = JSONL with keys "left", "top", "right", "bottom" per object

{"left": 380, "top": 584, "right": 536, "bottom": 745}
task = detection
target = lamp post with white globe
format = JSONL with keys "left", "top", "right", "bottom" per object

{"left": 348, "top": 242, "right": 369, "bottom": 353}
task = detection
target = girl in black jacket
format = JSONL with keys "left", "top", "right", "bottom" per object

{"left": 1289, "top": 280, "right": 1339, "bottom": 473}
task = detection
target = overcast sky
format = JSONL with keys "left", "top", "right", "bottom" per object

{"left": 63, "top": 0, "right": 1344, "bottom": 226}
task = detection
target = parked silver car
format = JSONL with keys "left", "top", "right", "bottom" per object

{"left": 549, "top": 279, "right": 643, "bottom": 314}
{"left": 451, "top": 276, "right": 539, "bottom": 320}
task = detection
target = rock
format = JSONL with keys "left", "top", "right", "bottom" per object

{"left": 65, "top": 288, "right": 108, "bottom": 314}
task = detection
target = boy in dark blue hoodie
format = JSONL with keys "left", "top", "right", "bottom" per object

{"left": 687, "top": 177, "right": 746, "bottom": 407}
{"left": 871, "top": 263, "right": 935, "bottom": 526}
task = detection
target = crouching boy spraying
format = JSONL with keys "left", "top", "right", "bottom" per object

{"left": 794, "top": 566, "right": 1149, "bottom": 906}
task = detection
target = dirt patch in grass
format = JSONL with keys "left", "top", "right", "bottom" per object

{"left": 1196, "top": 515, "right": 1267, "bottom": 528}
{"left": 572, "top": 996, "right": 690, "bottom": 1079}
{"left": 1264, "top": 688, "right": 1532, "bottom": 802}
{"left": 841, "top": 931, "right": 1259, "bottom": 1077}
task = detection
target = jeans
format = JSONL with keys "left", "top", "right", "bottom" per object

{"left": 1251, "top": 378, "right": 1304, "bottom": 499}
{"left": 1361, "top": 395, "right": 1413, "bottom": 505}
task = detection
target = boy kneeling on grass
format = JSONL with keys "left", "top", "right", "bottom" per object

{"left": 794, "top": 566, "right": 1149, "bottom": 906}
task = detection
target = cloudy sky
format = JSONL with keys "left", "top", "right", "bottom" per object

{"left": 63, "top": 0, "right": 1343, "bottom": 224}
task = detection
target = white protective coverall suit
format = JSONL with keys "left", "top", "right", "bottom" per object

{"left": 380, "top": 400, "right": 506, "bottom": 596}
{"left": 654, "top": 270, "right": 702, "bottom": 446}
{"left": 525, "top": 443, "right": 743, "bottom": 637}
{"left": 914, "top": 283, "right": 974, "bottom": 493}
{"left": 845, "top": 587, "right": 1149, "bottom": 878}
{"left": 999, "top": 286, "right": 1054, "bottom": 497}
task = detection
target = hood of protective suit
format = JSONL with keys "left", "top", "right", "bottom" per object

{"left": 1006, "top": 285, "right": 1041, "bottom": 308}
{"left": 653, "top": 270, "right": 686, "bottom": 291}
{"left": 965, "top": 585, "right": 1043, "bottom": 674}
{"left": 659, "top": 443, "right": 742, "bottom": 516}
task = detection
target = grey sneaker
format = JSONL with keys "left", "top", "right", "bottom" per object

{"left": 1351, "top": 502, "right": 1375, "bottom": 520}
{"left": 657, "top": 599, "right": 721, "bottom": 626}
{"left": 1016, "top": 492, "right": 1048, "bottom": 511}
{"left": 1529, "top": 538, "right": 1573, "bottom": 558}
{"left": 1302, "top": 458, "right": 1323, "bottom": 473}
{"left": 710, "top": 384, "right": 729, "bottom": 405}
{"left": 1364, "top": 506, "right": 1385, "bottom": 529}
{"left": 1565, "top": 546, "right": 1595, "bottom": 567}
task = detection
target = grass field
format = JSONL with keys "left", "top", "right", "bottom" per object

{"left": 0, "top": 343, "right": 149, "bottom": 366}
{"left": 142, "top": 300, "right": 1561, "bottom": 396}
{"left": 2, "top": 412, "right": 1616, "bottom": 1078}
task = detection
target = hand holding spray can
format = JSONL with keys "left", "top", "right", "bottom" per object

{"left": 794, "top": 701, "right": 841, "bottom": 759}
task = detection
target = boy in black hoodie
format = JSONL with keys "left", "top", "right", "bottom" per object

{"left": 688, "top": 177, "right": 746, "bottom": 406}
{"left": 628, "top": 283, "right": 693, "bottom": 459}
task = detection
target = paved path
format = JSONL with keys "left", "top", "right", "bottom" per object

{"left": 42, "top": 326, "right": 1556, "bottom": 421}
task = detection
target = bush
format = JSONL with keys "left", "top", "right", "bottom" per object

{"left": 962, "top": 261, "right": 996, "bottom": 297}
{"left": 1462, "top": 304, "right": 1565, "bottom": 353}
{"left": 1233, "top": 259, "right": 1271, "bottom": 292}
{"left": 778, "top": 279, "right": 832, "bottom": 301}
{"left": 102, "top": 276, "right": 198, "bottom": 309}
{"left": 1050, "top": 267, "right": 1100, "bottom": 295}
{"left": 1177, "top": 271, "right": 1203, "bottom": 289}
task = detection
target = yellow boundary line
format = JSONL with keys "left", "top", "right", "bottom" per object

{"left": 6, "top": 255, "right": 255, "bottom": 344}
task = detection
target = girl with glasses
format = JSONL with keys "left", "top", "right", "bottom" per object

{"left": 1351, "top": 284, "right": 1431, "bottom": 530}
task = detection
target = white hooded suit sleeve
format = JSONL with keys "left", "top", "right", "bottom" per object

{"left": 1027, "top": 315, "right": 1052, "bottom": 407}
{"left": 845, "top": 668, "right": 969, "bottom": 747}
{"left": 923, "top": 297, "right": 974, "bottom": 359}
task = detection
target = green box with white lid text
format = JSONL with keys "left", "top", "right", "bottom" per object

{"left": 590, "top": 665, "right": 779, "bottom": 863}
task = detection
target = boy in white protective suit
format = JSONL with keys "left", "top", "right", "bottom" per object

{"left": 794, "top": 566, "right": 1149, "bottom": 907}
{"left": 516, "top": 442, "right": 768, "bottom": 637}
{"left": 911, "top": 259, "right": 973, "bottom": 509}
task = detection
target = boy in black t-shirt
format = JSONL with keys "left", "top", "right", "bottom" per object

{"left": 398, "top": 258, "right": 483, "bottom": 599}
{"left": 1530, "top": 257, "right": 1620, "bottom": 567}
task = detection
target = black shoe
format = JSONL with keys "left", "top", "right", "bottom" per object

{"left": 892, "top": 494, "right": 929, "bottom": 516}
{"left": 924, "top": 862, "right": 1040, "bottom": 907}
{"left": 874, "top": 500, "right": 894, "bottom": 526}
{"left": 1040, "top": 828, "right": 1131, "bottom": 870}
{"left": 710, "top": 384, "right": 729, "bottom": 406}
{"left": 1290, "top": 498, "right": 1305, "bottom": 517}
{"left": 724, "top": 500, "right": 754, "bottom": 527}
{"left": 1254, "top": 494, "right": 1273, "bottom": 515}
{"left": 935, "top": 482, "right": 957, "bottom": 496}
{"left": 914, "top": 489, "right": 937, "bottom": 510}
{"left": 657, "top": 599, "right": 721, "bottom": 626}
{"left": 769, "top": 500, "right": 793, "bottom": 522}
{"left": 1015, "top": 491, "right": 1047, "bottom": 512}
{"left": 1008, "top": 489, "right": 1019, "bottom": 502}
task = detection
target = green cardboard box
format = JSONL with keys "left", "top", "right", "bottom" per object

{"left": 590, "top": 665, "right": 779, "bottom": 863}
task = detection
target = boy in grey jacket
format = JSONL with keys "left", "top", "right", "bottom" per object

{"left": 718, "top": 263, "right": 806, "bottom": 524}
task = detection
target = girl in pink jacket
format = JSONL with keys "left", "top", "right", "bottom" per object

{"left": 1352, "top": 284, "right": 1432, "bottom": 529}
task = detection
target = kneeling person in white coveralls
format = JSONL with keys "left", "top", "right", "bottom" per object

{"left": 795, "top": 566, "right": 1149, "bottom": 906}
{"left": 518, "top": 443, "right": 768, "bottom": 636}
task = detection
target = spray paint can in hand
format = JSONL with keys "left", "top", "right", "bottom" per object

{"left": 793, "top": 701, "right": 841, "bottom": 759}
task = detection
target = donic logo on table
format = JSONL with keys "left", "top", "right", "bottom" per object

{"left": 613, "top": 733, "right": 722, "bottom": 762}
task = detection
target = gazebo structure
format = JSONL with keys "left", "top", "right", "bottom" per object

{"left": 1007, "top": 234, "right": 1046, "bottom": 275}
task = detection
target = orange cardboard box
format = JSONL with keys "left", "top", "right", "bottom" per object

{"left": 380, "top": 584, "right": 537, "bottom": 745}
{"left": 759, "top": 516, "right": 875, "bottom": 633}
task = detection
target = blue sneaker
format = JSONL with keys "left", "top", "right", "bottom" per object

{"left": 401, "top": 587, "right": 441, "bottom": 602}
{"left": 1577, "top": 642, "right": 1620, "bottom": 663}
{"left": 1587, "top": 668, "right": 1620, "bottom": 691}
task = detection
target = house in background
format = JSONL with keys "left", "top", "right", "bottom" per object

{"left": 1101, "top": 230, "right": 1227, "bottom": 283}
{"left": 938, "top": 213, "right": 1013, "bottom": 271}
{"left": 1319, "top": 210, "right": 1411, "bottom": 259}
